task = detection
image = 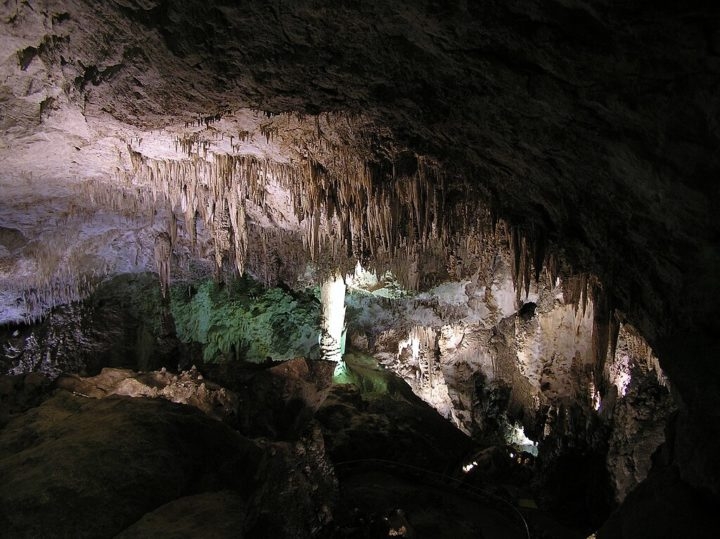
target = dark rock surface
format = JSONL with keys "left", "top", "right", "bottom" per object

{"left": 597, "top": 465, "right": 717, "bottom": 539}
{"left": 316, "top": 353, "right": 475, "bottom": 472}
{"left": 115, "top": 490, "right": 250, "bottom": 539}
{"left": 0, "top": 274, "right": 185, "bottom": 377}
{"left": 0, "top": 371, "right": 52, "bottom": 428}
{"left": 2, "top": 356, "right": 571, "bottom": 538}
{"left": 0, "top": 390, "right": 262, "bottom": 538}
{"left": 203, "top": 356, "right": 336, "bottom": 440}
{"left": 0, "top": 368, "right": 341, "bottom": 538}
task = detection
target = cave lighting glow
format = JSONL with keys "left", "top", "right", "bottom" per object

{"left": 589, "top": 380, "right": 602, "bottom": 411}
{"left": 507, "top": 424, "right": 538, "bottom": 456}
{"left": 345, "top": 262, "right": 408, "bottom": 299}
{"left": 610, "top": 353, "right": 632, "bottom": 397}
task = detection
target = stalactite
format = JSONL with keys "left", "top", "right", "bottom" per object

{"left": 169, "top": 208, "right": 178, "bottom": 247}
{"left": 122, "top": 110, "right": 610, "bottom": 319}
{"left": 562, "top": 274, "right": 589, "bottom": 314}
{"left": 228, "top": 195, "right": 247, "bottom": 276}
{"left": 212, "top": 199, "right": 233, "bottom": 277}
{"left": 154, "top": 232, "right": 172, "bottom": 297}
{"left": 590, "top": 280, "right": 621, "bottom": 383}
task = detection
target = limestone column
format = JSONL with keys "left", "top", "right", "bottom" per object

{"left": 320, "top": 272, "right": 346, "bottom": 366}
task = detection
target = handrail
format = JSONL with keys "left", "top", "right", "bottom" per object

{"left": 333, "top": 457, "right": 531, "bottom": 539}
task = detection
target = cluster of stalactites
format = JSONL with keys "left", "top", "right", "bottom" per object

{"left": 129, "top": 126, "right": 522, "bottom": 288}
{"left": 506, "top": 224, "right": 559, "bottom": 303}
{"left": 129, "top": 150, "right": 288, "bottom": 278}
{"left": 296, "top": 154, "right": 452, "bottom": 266}
{"left": 128, "top": 109, "right": 545, "bottom": 291}
{"left": 77, "top": 178, "right": 159, "bottom": 222}
{"left": 20, "top": 272, "right": 102, "bottom": 324}
{"left": 400, "top": 326, "right": 439, "bottom": 360}
{"left": 128, "top": 127, "right": 621, "bottom": 364}
{"left": 557, "top": 272, "right": 621, "bottom": 390}
{"left": 131, "top": 111, "right": 574, "bottom": 300}
{"left": 499, "top": 220, "right": 622, "bottom": 384}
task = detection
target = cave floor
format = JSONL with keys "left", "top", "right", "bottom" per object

{"left": 333, "top": 467, "right": 527, "bottom": 538}
{"left": 1, "top": 353, "right": 595, "bottom": 538}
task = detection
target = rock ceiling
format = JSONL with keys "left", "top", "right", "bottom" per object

{"left": 1, "top": 0, "right": 719, "bottom": 362}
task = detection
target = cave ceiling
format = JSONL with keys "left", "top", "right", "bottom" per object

{"left": 0, "top": 0, "right": 719, "bottom": 353}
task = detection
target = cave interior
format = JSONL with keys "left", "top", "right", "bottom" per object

{"left": 1, "top": 1, "right": 719, "bottom": 538}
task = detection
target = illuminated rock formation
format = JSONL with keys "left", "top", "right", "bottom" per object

{"left": 320, "top": 273, "right": 346, "bottom": 366}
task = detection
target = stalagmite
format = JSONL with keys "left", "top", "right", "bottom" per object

{"left": 212, "top": 200, "right": 233, "bottom": 277}
{"left": 319, "top": 272, "right": 346, "bottom": 369}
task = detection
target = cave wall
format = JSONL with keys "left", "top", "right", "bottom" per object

{"left": 1, "top": 272, "right": 325, "bottom": 377}
{"left": 345, "top": 256, "right": 675, "bottom": 507}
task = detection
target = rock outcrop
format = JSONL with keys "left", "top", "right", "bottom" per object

{"left": 345, "top": 261, "right": 674, "bottom": 512}
{"left": 0, "top": 390, "right": 263, "bottom": 538}
{"left": 56, "top": 365, "right": 240, "bottom": 424}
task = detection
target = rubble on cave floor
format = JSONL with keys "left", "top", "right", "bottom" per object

{"left": 0, "top": 355, "right": 595, "bottom": 538}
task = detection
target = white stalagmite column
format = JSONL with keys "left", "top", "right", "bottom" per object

{"left": 320, "top": 272, "right": 346, "bottom": 366}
